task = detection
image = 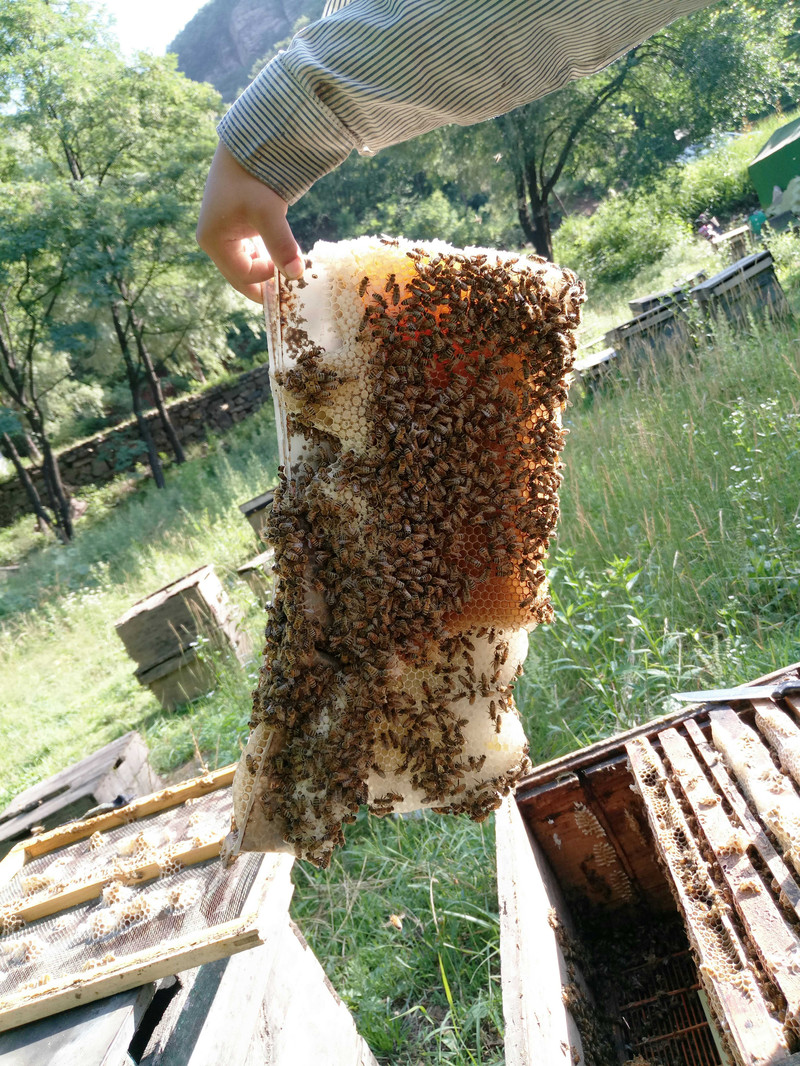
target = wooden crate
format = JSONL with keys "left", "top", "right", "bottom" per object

{"left": 238, "top": 489, "right": 277, "bottom": 545}
{"left": 115, "top": 566, "right": 250, "bottom": 709}
{"left": 603, "top": 299, "right": 693, "bottom": 367}
{"left": 0, "top": 733, "right": 161, "bottom": 856}
{"left": 498, "top": 661, "right": 800, "bottom": 1066}
{"left": 0, "top": 768, "right": 377, "bottom": 1066}
{"left": 572, "top": 346, "right": 618, "bottom": 392}
{"left": 236, "top": 549, "right": 274, "bottom": 607}
{"left": 690, "top": 250, "right": 791, "bottom": 325}
{"left": 711, "top": 225, "right": 751, "bottom": 264}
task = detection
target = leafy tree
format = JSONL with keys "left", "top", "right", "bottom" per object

{"left": 0, "top": 182, "right": 80, "bottom": 540}
{"left": 1, "top": 0, "right": 231, "bottom": 492}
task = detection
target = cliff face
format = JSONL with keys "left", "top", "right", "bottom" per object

{"left": 169, "top": 0, "right": 323, "bottom": 102}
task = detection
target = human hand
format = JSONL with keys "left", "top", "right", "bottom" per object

{"left": 196, "top": 142, "right": 304, "bottom": 303}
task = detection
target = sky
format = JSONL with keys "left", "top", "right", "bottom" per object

{"left": 93, "top": 0, "right": 208, "bottom": 57}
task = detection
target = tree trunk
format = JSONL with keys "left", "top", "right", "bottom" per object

{"left": 2, "top": 431, "right": 66, "bottom": 542}
{"left": 109, "top": 300, "right": 166, "bottom": 490}
{"left": 25, "top": 405, "right": 73, "bottom": 541}
{"left": 131, "top": 318, "right": 186, "bottom": 464}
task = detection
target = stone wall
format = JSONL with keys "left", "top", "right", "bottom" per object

{"left": 0, "top": 364, "right": 272, "bottom": 527}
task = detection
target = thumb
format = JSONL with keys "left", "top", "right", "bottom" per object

{"left": 254, "top": 205, "right": 304, "bottom": 281}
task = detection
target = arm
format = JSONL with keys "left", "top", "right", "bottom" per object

{"left": 197, "top": 0, "right": 714, "bottom": 299}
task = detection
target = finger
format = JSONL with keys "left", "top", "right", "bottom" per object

{"left": 252, "top": 208, "right": 304, "bottom": 281}
{"left": 205, "top": 234, "right": 275, "bottom": 303}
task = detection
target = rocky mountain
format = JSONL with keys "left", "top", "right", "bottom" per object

{"left": 169, "top": 0, "right": 324, "bottom": 103}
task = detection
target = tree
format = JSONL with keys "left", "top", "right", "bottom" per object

{"left": 485, "top": 1, "right": 793, "bottom": 260}
{"left": 0, "top": 182, "right": 81, "bottom": 540}
{"left": 1, "top": 0, "right": 230, "bottom": 491}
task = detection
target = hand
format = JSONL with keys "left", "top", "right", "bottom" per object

{"left": 196, "top": 142, "right": 304, "bottom": 303}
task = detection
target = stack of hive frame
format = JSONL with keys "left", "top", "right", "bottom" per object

{"left": 497, "top": 662, "right": 800, "bottom": 1066}
{"left": 231, "top": 237, "right": 584, "bottom": 867}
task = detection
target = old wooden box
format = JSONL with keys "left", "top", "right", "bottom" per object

{"left": 114, "top": 566, "right": 250, "bottom": 709}
{"left": 603, "top": 300, "right": 693, "bottom": 368}
{"left": 498, "top": 661, "right": 800, "bottom": 1066}
{"left": 236, "top": 549, "right": 274, "bottom": 607}
{"left": 690, "top": 250, "right": 791, "bottom": 325}
{"left": 238, "top": 489, "right": 277, "bottom": 545}
{"left": 0, "top": 733, "right": 161, "bottom": 856}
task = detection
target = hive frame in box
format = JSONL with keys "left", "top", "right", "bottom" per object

{"left": 498, "top": 661, "right": 800, "bottom": 1066}
{"left": 0, "top": 767, "right": 293, "bottom": 1033}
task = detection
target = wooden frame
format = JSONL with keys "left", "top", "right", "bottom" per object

{"left": 499, "top": 661, "right": 800, "bottom": 1066}
{"left": 0, "top": 767, "right": 293, "bottom": 1033}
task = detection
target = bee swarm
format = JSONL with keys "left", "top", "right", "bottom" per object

{"left": 233, "top": 237, "right": 584, "bottom": 867}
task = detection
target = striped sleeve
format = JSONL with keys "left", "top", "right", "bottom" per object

{"left": 217, "top": 0, "right": 714, "bottom": 205}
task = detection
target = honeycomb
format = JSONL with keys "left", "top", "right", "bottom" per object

{"left": 755, "top": 704, "right": 800, "bottom": 790}
{"left": 713, "top": 714, "right": 800, "bottom": 875}
{"left": 232, "top": 236, "right": 584, "bottom": 867}
{"left": 628, "top": 740, "right": 757, "bottom": 1010}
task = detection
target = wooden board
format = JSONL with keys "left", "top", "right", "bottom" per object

{"left": 495, "top": 795, "right": 584, "bottom": 1066}
{"left": 0, "top": 734, "right": 161, "bottom": 851}
{"left": 659, "top": 727, "right": 800, "bottom": 1019}
{"left": 627, "top": 736, "right": 791, "bottom": 1066}
{"left": 139, "top": 919, "right": 378, "bottom": 1066}
{"left": 0, "top": 982, "right": 156, "bottom": 1066}
{"left": 685, "top": 718, "right": 800, "bottom": 921}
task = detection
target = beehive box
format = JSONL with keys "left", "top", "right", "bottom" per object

{"left": 603, "top": 300, "right": 693, "bottom": 367}
{"left": 236, "top": 549, "right": 274, "bottom": 607}
{"left": 238, "top": 489, "right": 277, "bottom": 544}
{"left": 690, "top": 250, "right": 790, "bottom": 325}
{"left": 115, "top": 566, "right": 250, "bottom": 709}
{"left": 0, "top": 769, "right": 377, "bottom": 1066}
{"left": 0, "top": 733, "right": 161, "bottom": 856}
{"left": 497, "top": 661, "right": 800, "bottom": 1066}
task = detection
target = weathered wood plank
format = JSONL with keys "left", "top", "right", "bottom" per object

{"left": 711, "top": 707, "right": 800, "bottom": 879}
{"left": 0, "top": 983, "right": 155, "bottom": 1066}
{"left": 0, "top": 734, "right": 160, "bottom": 847}
{"left": 627, "top": 736, "right": 790, "bottom": 1066}
{"left": 495, "top": 795, "right": 584, "bottom": 1066}
{"left": 754, "top": 700, "right": 800, "bottom": 789}
{"left": 661, "top": 727, "right": 800, "bottom": 1019}
{"left": 139, "top": 916, "right": 377, "bottom": 1066}
{"left": 10, "top": 840, "right": 223, "bottom": 924}
{"left": 685, "top": 718, "right": 800, "bottom": 920}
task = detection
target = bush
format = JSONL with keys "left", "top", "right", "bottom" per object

{"left": 554, "top": 191, "right": 691, "bottom": 288}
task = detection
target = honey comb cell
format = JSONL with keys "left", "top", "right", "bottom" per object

{"left": 232, "top": 237, "right": 584, "bottom": 867}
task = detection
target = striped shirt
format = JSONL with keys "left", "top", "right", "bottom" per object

{"left": 218, "top": 0, "right": 713, "bottom": 205}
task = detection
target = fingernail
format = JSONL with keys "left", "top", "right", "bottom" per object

{"left": 283, "top": 257, "right": 304, "bottom": 280}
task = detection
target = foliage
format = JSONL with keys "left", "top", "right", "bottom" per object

{"left": 554, "top": 108, "right": 800, "bottom": 287}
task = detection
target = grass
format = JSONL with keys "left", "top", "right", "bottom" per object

{"left": 1, "top": 204, "right": 800, "bottom": 1063}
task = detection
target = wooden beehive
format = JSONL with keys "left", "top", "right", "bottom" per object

{"left": 603, "top": 300, "right": 693, "bottom": 366}
{"left": 498, "top": 661, "right": 800, "bottom": 1066}
{"left": 0, "top": 733, "right": 161, "bottom": 857}
{"left": 114, "top": 566, "right": 250, "bottom": 709}
{"left": 690, "top": 250, "right": 790, "bottom": 325}
{"left": 238, "top": 489, "right": 277, "bottom": 545}
{"left": 235, "top": 549, "right": 274, "bottom": 607}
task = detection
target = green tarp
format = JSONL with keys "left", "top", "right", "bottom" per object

{"left": 749, "top": 117, "right": 800, "bottom": 208}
